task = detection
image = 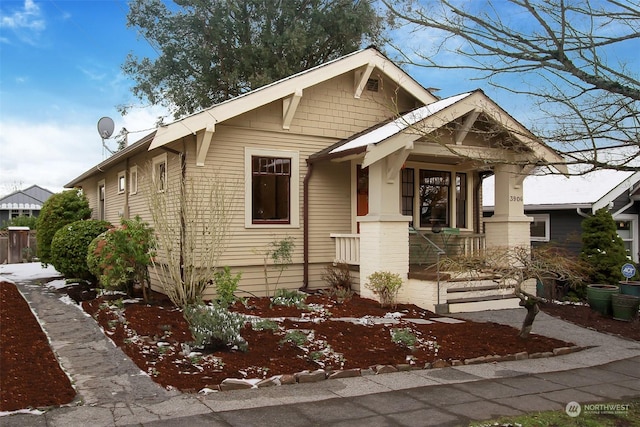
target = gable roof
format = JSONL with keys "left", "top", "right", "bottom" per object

{"left": 0, "top": 185, "right": 54, "bottom": 210}
{"left": 311, "top": 90, "right": 565, "bottom": 171}
{"left": 148, "top": 47, "right": 438, "bottom": 151}
{"left": 483, "top": 169, "right": 640, "bottom": 211}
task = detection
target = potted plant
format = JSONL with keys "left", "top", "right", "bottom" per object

{"left": 586, "top": 284, "right": 619, "bottom": 316}
{"left": 611, "top": 293, "right": 640, "bottom": 321}
{"left": 619, "top": 280, "right": 640, "bottom": 297}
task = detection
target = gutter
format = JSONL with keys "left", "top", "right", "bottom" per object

{"left": 300, "top": 159, "right": 314, "bottom": 291}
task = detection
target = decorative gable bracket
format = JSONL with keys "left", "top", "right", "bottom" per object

{"left": 282, "top": 89, "right": 303, "bottom": 130}
{"left": 354, "top": 62, "right": 375, "bottom": 99}
{"left": 196, "top": 123, "right": 215, "bottom": 167}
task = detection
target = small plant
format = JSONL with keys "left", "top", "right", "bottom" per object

{"left": 365, "top": 271, "right": 403, "bottom": 308}
{"left": 279, "top": 330, "right": 309, "bottom": 347}
{"left": 261, "top": 236, "right": 295, "bottom": 296}
{"left": 213, "top": 266, "right": 242, "bottom": 308}
{"left": 252, "top": 319, "right": 280, "bottom": 332}
{"left": 183, "top": 303, "right": 248, "bottom": 352}
{"left": 391, "top": 328, "right": 418, "bottom": 349}
{"left": 271, "top": 288, "right": 307, "bottom": 308}
{"left": 322, "top": 263, "right": 354, "bottom": 303}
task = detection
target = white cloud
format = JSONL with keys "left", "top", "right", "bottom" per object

{"left": 0, "top": 104, "right": 169, "bottom": 196}
{"left": 0, "top": 0, "right": 46, "bottom": 44}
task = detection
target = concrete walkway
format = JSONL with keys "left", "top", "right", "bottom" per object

{"left": 2, "top": 278, "right": 639, "bottom": 427}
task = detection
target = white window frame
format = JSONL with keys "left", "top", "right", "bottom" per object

{"left": 117, "top": 170, "right": 126, "bottom": 194}
{"left": 129, "top": 166, "right": 138, "bottom": 195}
{"left": 244, "top": 147, "right": 299, "bottom": 229}
{"left": 152, "top": 153, "right": 168, "bottom": 193}
{"left": 614, "top": 213, "right": 638, "bottom": 263}
{"left": 97, "top": 179, "right": 106, "bottom": 221}
{"left": 529, "top": 213, "right": 550, "bottom": 242}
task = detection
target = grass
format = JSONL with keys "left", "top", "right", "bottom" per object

{"left": 470, "top": 400, "right": 639, "bottom": 427}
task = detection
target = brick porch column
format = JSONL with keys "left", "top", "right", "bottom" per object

{"left": 357, "top": 159, "right": 411, "bottom": 300}
{"left": 484, "top": 164, "right": 532, "bottom": 249}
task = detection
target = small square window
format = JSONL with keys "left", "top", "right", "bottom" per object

{"left": 530, "top": 214, "right": 550, "bottom": 242}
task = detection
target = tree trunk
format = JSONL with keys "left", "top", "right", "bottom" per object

{"left": 518, "top": 298, "right": 540, "bottom": 339}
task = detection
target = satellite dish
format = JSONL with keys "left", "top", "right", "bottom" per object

{"left": 97, "top": 117, "right": 115, "bottom": 139}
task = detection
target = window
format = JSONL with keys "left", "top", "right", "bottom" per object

{"left": 615, "top": 215, "right": 638, "bottom": 262}
{"left": 245, "top": 148, "right": 299, "bottom": 228}
{"left": 401, "top": 168, "right": 414, "bottom": 222}
{"left": 152, "top": 154, "right": 167, "bottom": 192}
{"left": 97, "top": 180, "right": 106, "bottom": 220}
{"left": 529, "top": 214, "right": 550, "bottom": 242}
{"left": 456, "top": 173, "right": 467, "bottom": 228}
{"left": 419, "top": 170, "right": 450, "bottom": 228}
{"left": 117, "top": 171, "right": 126, "bottom": 194}
{"left": 129, "top": 166, "right": 138, "bottom": 195}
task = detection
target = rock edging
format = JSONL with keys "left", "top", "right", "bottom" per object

{"left": 207, "top": 345, "right": 584, "bottom": 393}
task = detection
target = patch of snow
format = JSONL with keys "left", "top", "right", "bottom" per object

{"left": 0, "top": 262, "right": 61, "bottom": 283}
{"left": 384, "top": 312, "right": 405, "bottom": 319}
{"left": 199, "top": 387, "right": 218, "bottom": 395}
{"left": 58, "top": 295, "right": 77, "bottom": 306}
{"left": 0, "top": 408, "right": 45, "bottom": 417}
{"left": 45, "top": 279, "right": 72, "bottom": 290}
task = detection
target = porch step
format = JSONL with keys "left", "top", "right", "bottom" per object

{"left": 447, "top": 284, "right": 511, "bottom": 293}
{"left": 448, "top": 297, "right": 521, "bottom": 313}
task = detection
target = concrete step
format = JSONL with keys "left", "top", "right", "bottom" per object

{"left": 448, "top": 296, "right": 521, "bottom": 313}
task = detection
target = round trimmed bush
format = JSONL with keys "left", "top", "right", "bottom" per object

{"left": 36, "top": 190, "right": 91, "bottom": 265}
{"left": 50, "top": 220, "right": 111, "bottom": 281}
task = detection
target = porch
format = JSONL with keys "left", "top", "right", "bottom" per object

{"left": 330, "top": 231, "right": 524, "bottom": 313}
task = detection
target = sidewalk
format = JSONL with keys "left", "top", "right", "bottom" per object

{"left": 2, "top": 278, "right": 639, "bottom": 427}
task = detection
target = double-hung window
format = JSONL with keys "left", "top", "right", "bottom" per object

{"left": 245, "top": 148, "right": 299, "bottom": 228}
{"left": 152, "top": 153, "right": 167, "bottom": 192}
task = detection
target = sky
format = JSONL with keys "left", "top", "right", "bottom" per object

{"left": 0, "top": 1, "right": 637, "bottom": 198}
{"left": 0, "top": 0, "right": 168, "bottom": 196}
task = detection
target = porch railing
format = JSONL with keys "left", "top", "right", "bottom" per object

{"left": 330, "top": 230, "right": 485, "bottom": 267}
{"left": 330, "top": 233, "right": 360, "bottom": 265}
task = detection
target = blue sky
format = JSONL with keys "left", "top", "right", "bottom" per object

{"left": 0, "top": 0, "right": 167, "bottom": 195}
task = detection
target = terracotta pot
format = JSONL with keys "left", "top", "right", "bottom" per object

{"left": 586, "top": 284, "right": 619, "bottom": 316}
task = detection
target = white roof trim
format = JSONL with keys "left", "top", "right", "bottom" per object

{"left": 330, "top": 92, "right": 472, "bottom": 154}
{"left": 0, "top": 203, "right": 41, "bottom": 210}
{"left": 149, "top": 48, "right": 437, "bottom": 150}
{"left": 593, "top": 170, "right": 640, "bottom": 212}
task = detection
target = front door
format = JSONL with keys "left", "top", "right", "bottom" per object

{"left": 356, "top": 165, "right": 368, "bottom": 232}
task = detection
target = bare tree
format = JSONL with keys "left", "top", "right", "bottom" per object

{"left": 440, "top": 246, "right": 590, "bottom": 338}
{"left": 384, "top": 0, "right": 640, "bottom": 171}
{"left": 145, "top": 163, "right": 236, "bottom": 307}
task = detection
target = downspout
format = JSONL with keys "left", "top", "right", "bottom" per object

{"left": 576, "top": 207, "right": 590, "bottom": 218}
{"left": 300, "top": 159, "right": 314, "bottom": 291}
{"left": 163, "top": 142, "right": 187, "bottom": 284}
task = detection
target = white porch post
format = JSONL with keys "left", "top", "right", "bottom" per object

{"left": 484, "top": 164, "right": 532, "bottom": 248}
{"left": 357, "top": 158, "right": 412, "bottom": 300}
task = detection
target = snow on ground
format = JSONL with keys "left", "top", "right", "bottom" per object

{"left": 0, "top": 262, "right": 61, "bottom": 284}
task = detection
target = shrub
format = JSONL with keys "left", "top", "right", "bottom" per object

{"left": 36, "top": 190, "right": 91, "bottom": 265}
{"left": 270, "top": 288, "right": 307, "bottom": 308}
{"left": 213, "top": 266, "right": 242, "bottom": 308}
{"left": 50, "top": 220, "right": 111, "bottom": 281}
{"left": 365, "top": 271, "right": 403, "bottom": 308}
{"left": 183, "top": 303, "right": 248, "bottom": 351}
{"left": 279, "top": 330, "right": 309, "bottom": 347}
{"left": 1, "top": 215, "right": 38, "bottom": 230}
{"left": 251, "top": 319, "right": 279, "bottom": 332}
{"left": 261, "top": 236, "right": 295, "bottom": 296}
{"left": 391, "top": 328, "right": 417, "bottom": 349}
{"left": 322, "top": 263, "right": 354, "bottom": 303}
{"left": 87, "top": 216, "right": 154, "bottom": 297}
{"left": 580, "top": 208, "right": 630, "bottom": 285}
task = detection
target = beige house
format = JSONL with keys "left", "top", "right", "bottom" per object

{"left": 66, "top": 47, "right": 565, "bottom": 313}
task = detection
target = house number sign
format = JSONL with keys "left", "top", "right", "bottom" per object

{"left": 509, "top": 196, "right": 523, "bottom": 202}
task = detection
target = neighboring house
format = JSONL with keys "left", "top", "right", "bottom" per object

{"left": 483, "top": 169, "right": 640, "bottom": 262}
{"left": 65, "top": 47, "right": 565, "bottom": 312}
{"left": 0, "top": 185, "right": 54, "bottom": 226}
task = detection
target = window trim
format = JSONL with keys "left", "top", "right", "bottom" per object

{"left": 614, "top": 213, "right": 638, "bottom": 263}
{"left": 129, "top": 166, "right": 138, "bottom": 195}
{"left": 529, "top": 213, "right": 550, "bottom": 242}
{"left": 117, "top": 170, "right": 126, "bottom": 194}
{"left": 97, "top": 179, "right": 106, "bottom": 221}
{"left": 244, "top": 147, "right": 299, "bottom": 229}
{"left": 152, "top": 153, "right": 168, "bottom": 193}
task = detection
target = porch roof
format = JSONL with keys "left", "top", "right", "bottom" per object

{"left": 311, "top": 89, "right": 566, "bottom": 173}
